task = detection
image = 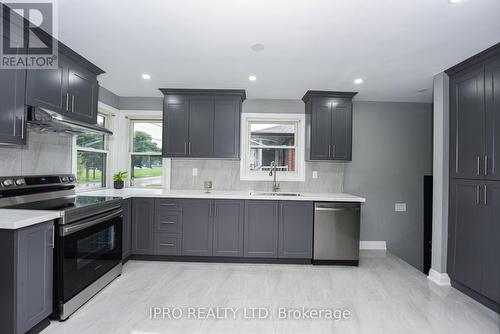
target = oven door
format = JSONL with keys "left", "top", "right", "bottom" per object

{"left": 58, "top": 209, "right": 122, "bottom": 303}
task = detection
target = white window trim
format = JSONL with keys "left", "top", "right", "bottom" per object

{"left": 240, "top": 113, "right": 305, "bottom": 182}
{"left": 72, "top": 112, "right": 112, "bottom": 191}
{"left": 128, "top": 118, "right": 164, "bottom": 188}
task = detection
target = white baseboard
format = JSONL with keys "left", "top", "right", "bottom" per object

{"left": 427, "top": 269, "right": 451, "bottom": 286}
{"left": 360, "top": 241, "right": 387, "bottom": 250}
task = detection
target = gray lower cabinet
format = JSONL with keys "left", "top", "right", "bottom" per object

{"left": 244, "top": 200, "right": 279, "bottom": 258}
{"left": 131, "top": 198, "right": 155, "bottom": 255}
{"left": 0, "top": 221, "right": 54, "bottom": 334}
{"left": 122, "top": 199, "right": 132, "bottom": 260}
{"left": 212, "top": 200, "right": 244, "bottom": 257}
{"left": 278, "top": 201, "right": 313, "bottom": 259}
{"left": 448, "top": 179, "right": 500, "bottom": 305}
{"left": 182, "top": 199, "right": 213, "bottom": 256}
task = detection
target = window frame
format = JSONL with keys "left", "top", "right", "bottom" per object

{"left": 128, "top": 118, "right": 163, "bottom": 188}
{"left": 74, "top": 113, "right": 111, "bottom": 190}
{"left": 240, "top": 113, "right": 305, "bottom": 182}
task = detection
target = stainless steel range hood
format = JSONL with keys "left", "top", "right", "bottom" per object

{"left": 27, "top": 108, "right": 113, "bottom": 135}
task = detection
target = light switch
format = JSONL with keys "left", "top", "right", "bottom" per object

{"left": 192, "top": 168, "right": 198, "bottom": 177}
{"left": 395, "top": 203, "right": 407, "bottom": 212}
{"left": 312, "top": 171, "right": 318, "bottom": 179}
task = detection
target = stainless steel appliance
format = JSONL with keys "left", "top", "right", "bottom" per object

{"left": 313, "top": 202, "right": 360, "bottom": 266}
{"left": 0, "top": 174, "right": 123, "bottom": 320}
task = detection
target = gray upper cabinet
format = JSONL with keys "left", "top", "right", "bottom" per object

{"left": 485, "top": 57, "right": 500, "bottom": 180}
{"left": 160, "top": 89, "right": 246, "bottom": 159}
{"left": 131, "top": 198, "right": 155, "bottom": 255}
{"left": 182, "top": 199, "right": 213, "bottom": 256}
{"left": 244, "top": 200, "right": 279, "bottom": 258}
{"left": 303, "top": 91, "right": 357, "bottom": 161}
{"left": 212, "top": 200, "right": 244, "bottom": 257}
{"left": 0, "top": 45, "right": 26, "bottom": 145}
{"left": 163, "top": 95, "right": 189, "bottom": 156}
{"left": 278, "top": 201, "right": 313, "bottom": 259}
{"left": 450, "top": 66, "right": 486, "bottom": 179}
{"left": 213, "top": 96, "right": 242, "bottom": 158}
{"left": 66, "top": 63, "right": 99, "bottom": 124}
{"left": 188, "top": 95, "right": 214, "bottom": 157}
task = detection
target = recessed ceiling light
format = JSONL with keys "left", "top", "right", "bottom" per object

{"left": 141, "top": 73, "right": 151, "bottom": 80}
{"left": 449, "top": 0, "right": 462, "bottom": 3}
{"left": 354, "top": 78, "right": 363, "bottom": 85}
{"left": 250, "top": 43, "right": 265, "bottom": 52}
{"left": 248, "top": 75, "right": 257, "bottom": 82}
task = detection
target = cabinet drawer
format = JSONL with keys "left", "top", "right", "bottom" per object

{"left": 154, "top": 234, "right": 182, "bottom": 255}
{"left": 155, "top": 199, "right": 182, "bottom": 211}
{"left": 155, "top": 211, "right": 182, "bottom": 233}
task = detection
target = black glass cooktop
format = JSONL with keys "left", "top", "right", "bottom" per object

{"left": 10, "top": 196, "right": 120, "bottom": 211}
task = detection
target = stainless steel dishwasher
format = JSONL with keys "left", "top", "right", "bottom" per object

{"left": 313, "top": 202, "right": 360, "bottom": 266}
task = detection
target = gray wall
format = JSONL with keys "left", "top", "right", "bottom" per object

{"left": 0, "top": 130, "right": 72, "bottom": 176}
{"left": 344, "top": 101, "right": 433, "bottom": 270}
{"left": 98, "top": 86, "right": 163, "bottom": 111}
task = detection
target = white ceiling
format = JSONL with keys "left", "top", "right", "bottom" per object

{"left": 58, "top": 0, "right": 500, "bottom": 102}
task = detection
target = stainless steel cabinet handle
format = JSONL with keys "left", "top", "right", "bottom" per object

{"left": 209, "top": 203, "right": 212, "bottom": 217}
{"left": 214, "top": 203, "right": 217, "bottom": 217}
{"left": 13, "top": 116, "right": 24, "bottom": 139}
{"left": 48, "top": 226, "right": 54, "bottom": 249}
{"left": 184, "top": 142, "right": 187, "bottom": 154}
{"left": 188, "top": 142, "right": 192, "bottom": 155}
{"left": 328, "top": 144, "right": 331, "bottom": 158}
{"left": 476, "top": 185, "right": 480, "bottom": 205}
{"left": 484, "top": 185, "right": 487, "bottom": 205}
{"left": 159, "top": 243, "right": 175, "bottom": 247}
{"left": 332, "top": 145, "right": 336, "bottom": 158}
{"left": 160, "top": 221, "right": 175, "bottom": 224}
{"left": 20, "top": 115, "right": 24, "bottom": 139}
{"left": 66, "top": 93, "right": 70, "bottom": 111}
{"left": 160, "top": 203, "right": 177, "bottom": 207}
{"left": 477, "top": 156, "right": 481, "bottom": 176}
{"left": 484, "top": 156, "right": 488, "bottom": 176}
{"left": 315, "top": 207, "right": 360, "bottom": 212}
{"left": 71, "top": 95, "right": 75, "bottom": 112}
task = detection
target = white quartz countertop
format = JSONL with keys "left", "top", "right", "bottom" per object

{"left": 0, "top": 209, "right": 60, "bottom": 230}
{"left": 79, "top": 188, "right": 366, "bottom": 203}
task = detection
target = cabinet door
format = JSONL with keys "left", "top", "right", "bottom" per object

{"left": 188, "top": 95, "right": 214, "bottom": 157}
{"left": 213, "top": 96, "right": 240, "bottom": 158}
{"left": 278, "top": 201, "right": 313, "bottom": 259}
{"left": 26, "top": 53, "right": 68, "bottom": 115}
{"left": 213, "top": 200, "right": 244, "bottom": 257}
{"left": 67, "top": 63, "right": 98, "bottom": 124}
{"left": 485, "top": 57, "right": 500, "bottom": 180}
{"left": 244, "top": 200, "right": 278, "bottom": 258}
{"left": 331, "top": 102, "right": 352, "bottom": 161}
{"left": 482, "top": 181, "right": 500, "bottom": 303}
{"left": 182, "top": 199, "right": 213, "bottom": 256}
{"left": 448, "top": 180, "right": 487, "bottom": 292}
{"left": 163, "top": 95, "right": 189, "bottom": 157}
{"left": 122, "top": 199, "right": 131, "bottom": 259}
{"left": 310, "top": 100, "right": 332, "bottom": 160}
{"left": 16, "top": 222, "right": 53, "bottom": 334}
{"left": 0, "top": 42, "right": 26, "bottom": 145}
{"left": 450, "top": 66, "right": 486, "bottom": 179}
{"left": 131, "top": 198, "right": 155, "bottom": 255}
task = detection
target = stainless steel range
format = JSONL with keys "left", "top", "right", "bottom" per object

{"left": 0, "top": 174, "right": 123, "bottom": 320}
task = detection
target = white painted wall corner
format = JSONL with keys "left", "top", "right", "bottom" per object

{"left": 427, "top": 268, "right": 451, "bottom": 286}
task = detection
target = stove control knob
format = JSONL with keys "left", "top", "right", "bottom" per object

{"left": 15, "top": 178, "right": 25, "bottom": 186}
{"left": 68, "top": 176, "right": 74, "bottom": 182}
{"left": 61, "top": 176, "right": 69, "bottom": 183}
{"left": 2, "top": 179, "right": 14, "bottom": 187}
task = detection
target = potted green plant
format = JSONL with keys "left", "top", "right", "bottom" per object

{"left": 113, "top": 171, "right": 127, "bottom": 189}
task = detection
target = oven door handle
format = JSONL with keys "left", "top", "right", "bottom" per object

{"left": 61, "top": 210, "right": 123, "bottom": 236}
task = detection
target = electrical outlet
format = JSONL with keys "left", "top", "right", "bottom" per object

{"left": 312, "top": 171, "right": 318, "bottom": 179}
{"left": 192, "top": 168, "right": 198, "bottom": 177}
{"left": 395, "top": 203, "right": 407, "bottom": 212}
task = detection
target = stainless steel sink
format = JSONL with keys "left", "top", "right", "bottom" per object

{"left": 249, "top": 192, "right": 303, "bottom": 197}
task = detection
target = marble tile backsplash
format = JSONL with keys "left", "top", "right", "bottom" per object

{"left": 0, "top": 128, "right": 72, "bottom": 176}
{"left": 171, "top": 159, "right": 345, "bottom": 193}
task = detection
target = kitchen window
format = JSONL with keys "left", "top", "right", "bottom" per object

{"left": 240, "top": 113, "right": 305, "bottom": 181}
{"left": 75, "top": 114, "right": 109, "bottom": 190}
{"left": 129, "top": 120, "right": 163, "bottom": 188}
